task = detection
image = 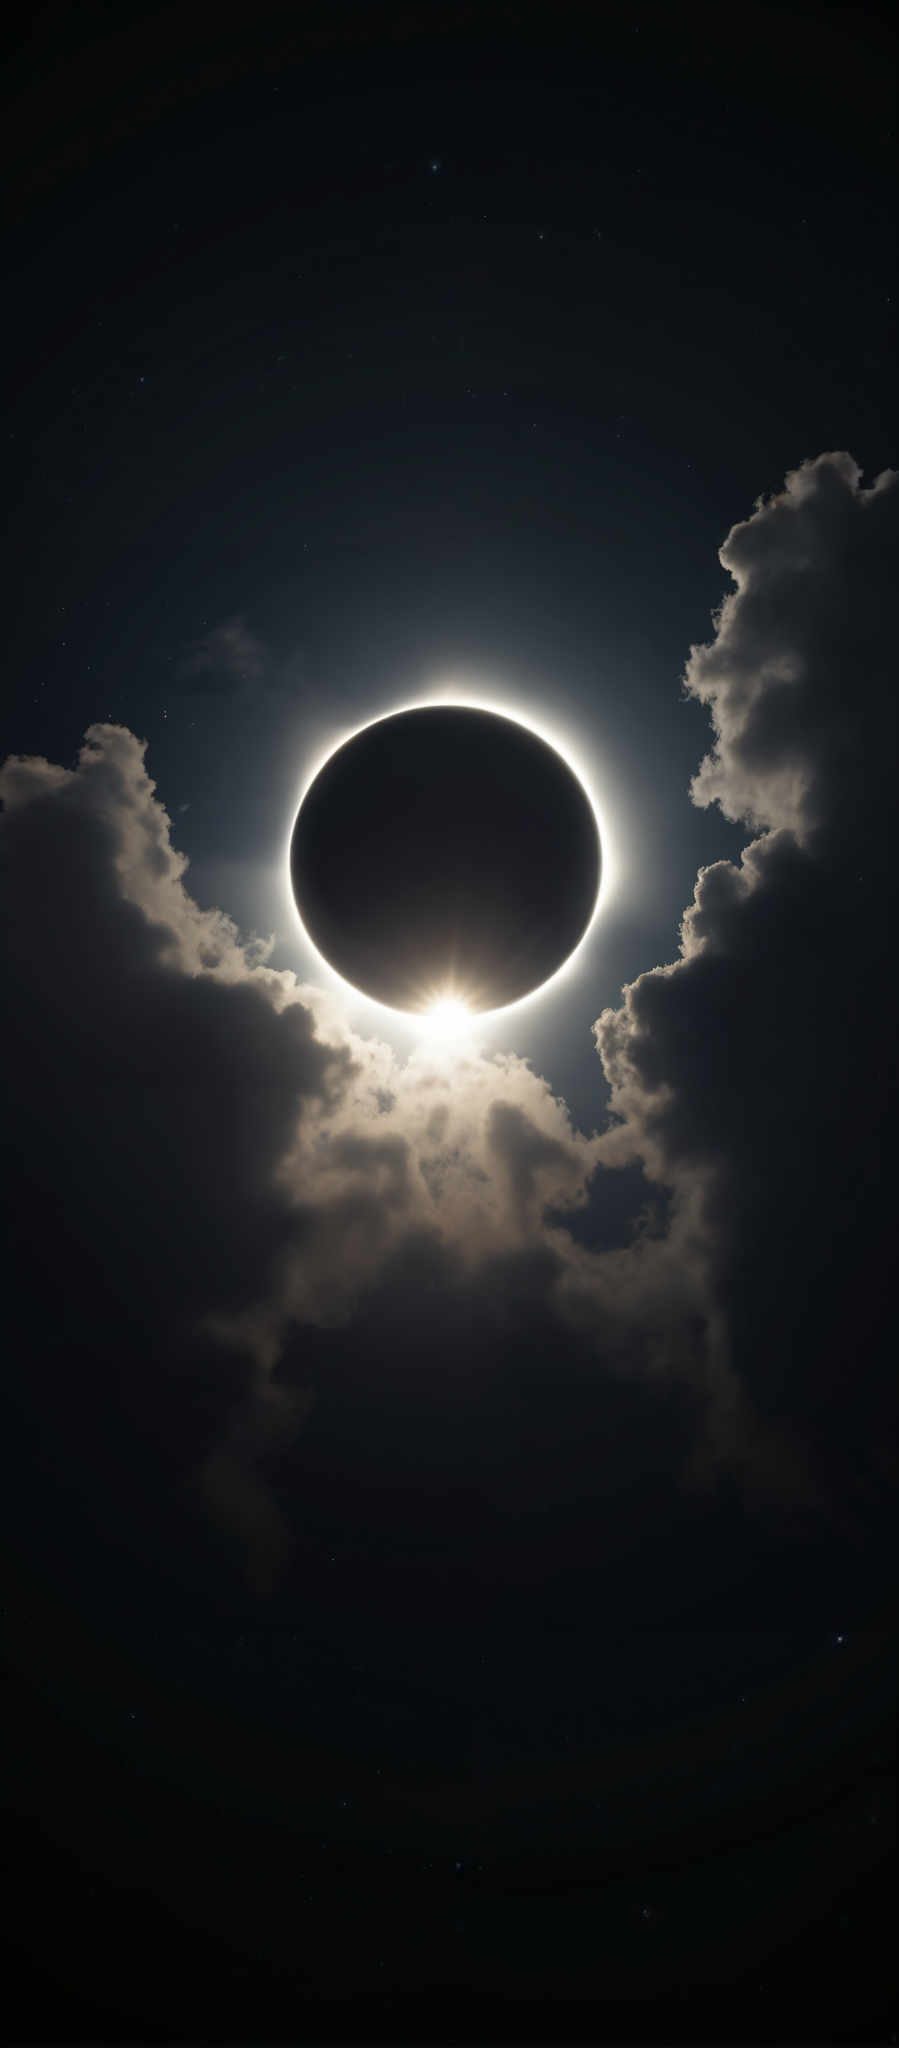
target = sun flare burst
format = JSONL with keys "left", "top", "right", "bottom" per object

{"left": 418, "top": 997, "right": 474, "bottom": 1044}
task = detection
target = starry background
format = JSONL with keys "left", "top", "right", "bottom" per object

{"left": 3, "top": 3, "right": 897, "bottom": 2041}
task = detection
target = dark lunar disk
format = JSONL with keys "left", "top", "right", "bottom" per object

{"left": 290, "top": 706, "right": 601, "bottom": 1013}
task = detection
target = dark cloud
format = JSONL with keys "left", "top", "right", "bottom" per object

{"left": 2, "top": 454, "right": 895, "bottom": 1625}
{"left": 595, "top": 453, "right": 898, "bottom": 1514}
{"left": 1, "top": 727, "right": 353, "bottom": 1591}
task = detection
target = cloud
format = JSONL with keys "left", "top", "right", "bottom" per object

{"left": 3, "top": 453, "right": 895, "bottom": 1612}
{"left": 685, "top": 451, "right": 897, "bottom": 845}
{"left": 593, "top": 452, "right": 898, "bottom": 1509}
{"left": 177, "top": 614, "right": 268, "bottom": 693}
{"left": 0, "top": 723, "right": 609, "bottom": 1588}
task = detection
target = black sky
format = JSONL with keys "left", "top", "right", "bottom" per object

{"left": 2, "top": 4, "right": 897, "bottom": 2042}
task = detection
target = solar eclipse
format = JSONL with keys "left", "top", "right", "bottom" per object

{"left": 290, "top": 705, "right": 601, "bottom": 1016}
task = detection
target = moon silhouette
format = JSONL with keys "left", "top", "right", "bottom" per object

{"left": 290, "top": 705, "right": 601, "bottom": 1014}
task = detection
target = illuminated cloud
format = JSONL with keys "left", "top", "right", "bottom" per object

{"left": 1, "top": 723, "right": 603, "bottom": 1579}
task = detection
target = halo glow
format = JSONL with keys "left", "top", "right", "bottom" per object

{"left": 418, "top": 998, "right": 474, "bottom": 1044}
{"left": 283, "top": 683, "right": 616, "bottom": 1031}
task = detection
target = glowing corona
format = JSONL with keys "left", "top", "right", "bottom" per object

{"left": 283, "top": 687, "right": 613, "bottom": 1032}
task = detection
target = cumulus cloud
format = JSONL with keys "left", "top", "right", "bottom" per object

{"left": 3, "top": 452, "right": 895, "bottom": 1605}
{"left": 685, "top": 450, "right": 896, "bottom": 844}
{"left": 593, "top": 452, "right": 898, "bottom": 1507}
{"left": 0, "top": 724, "right": 614, "bottom": 1583}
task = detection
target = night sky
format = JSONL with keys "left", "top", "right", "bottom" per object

{"left": 3, "top": 5, "right": 897, "bottom": 2042}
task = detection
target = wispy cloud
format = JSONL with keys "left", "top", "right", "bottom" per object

{"left": 177, "top": 614, "right": 268, "bottom": 693}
